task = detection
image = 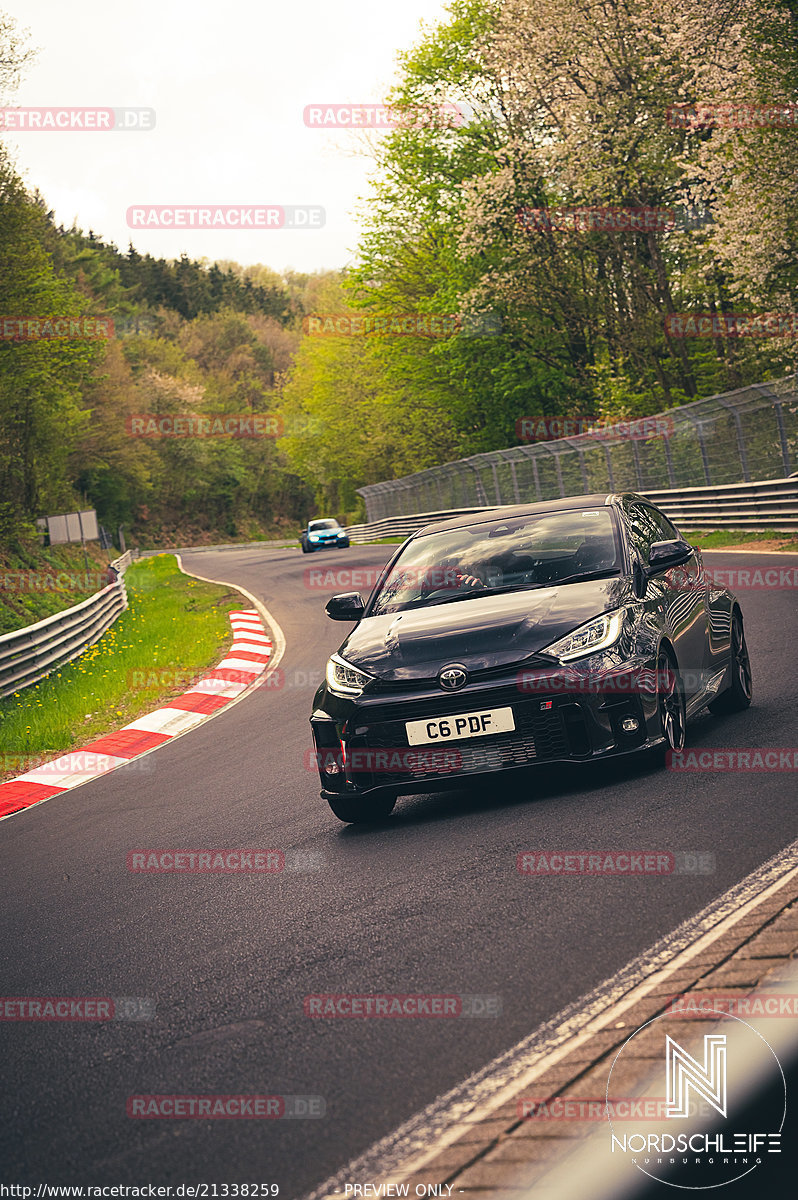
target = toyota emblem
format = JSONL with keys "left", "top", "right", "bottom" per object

{"left": 438, "top": 665, "right": 468, "bottom": 691}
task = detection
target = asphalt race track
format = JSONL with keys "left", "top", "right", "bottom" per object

{"left": 1, "top": 544, "right": 796, "bottom": 1196}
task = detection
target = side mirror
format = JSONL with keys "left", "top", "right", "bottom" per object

{"left": 325, "top": 592, "right": 366, "bottom": 621}
{"left": 646, "top": 539, "right": 693, "bottom": 575}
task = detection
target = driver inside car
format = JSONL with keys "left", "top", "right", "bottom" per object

{"left": 419, "top": 558, "right": 486, "bottom": 596}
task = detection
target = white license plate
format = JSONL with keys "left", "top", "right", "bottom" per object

{"left": 406, "top": 707, "right": 515, "bottom": 746}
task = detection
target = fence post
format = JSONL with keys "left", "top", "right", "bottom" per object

{"left": 663, "top": 437, "right": 676, "bottom": 487}
{"left": 717, "top": 398, "right": 750, "bottom": 481}
{"left": 631, "top": 439, "right": 643, "bottom": 489}
{"left": 774, "top": 402, "right": 793, "bottom": 476}
{"left": 681, "top": 414, "right": 711, "bottom": 484}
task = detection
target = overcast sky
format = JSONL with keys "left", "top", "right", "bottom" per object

{"left": 2, "top": 0, "right": 450, "bottom": 273}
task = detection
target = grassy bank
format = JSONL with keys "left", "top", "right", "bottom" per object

{"left": 682, "top": 529, "right": 798, "bottom": 551}
{"left": 0, "top": 541, "right": 119, "bottom": 635}
{"left": 0, "top": 555, "right": 241, "bottom": 779}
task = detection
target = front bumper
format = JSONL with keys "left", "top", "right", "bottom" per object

{"left": 307, "top": 535, "right": 349, "bottom": 549}
{"left": 310, "top": 658, "right": 664, "bottom": 801}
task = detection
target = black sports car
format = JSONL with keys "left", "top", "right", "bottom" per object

{"left": 300, "top": 518, "right": 350, "bottom": 553}
{"left": 309, "top": 494, "right": 752, "bottom": 823}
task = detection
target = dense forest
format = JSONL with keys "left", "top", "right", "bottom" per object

{"left": 2, "top": 0, "right": 797, "bottom": 550}
{"left": 0, "top": 143, "right": 324, "bottom": 547}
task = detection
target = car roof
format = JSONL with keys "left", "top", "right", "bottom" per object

{"left": 411, "top": 493, "right": 643, "bottom": 538}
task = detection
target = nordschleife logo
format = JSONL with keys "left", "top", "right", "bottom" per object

{"left": 666, "top": 1034, "right": 727, "bottom": 1119}
{"left": 607, "top": 1010, "right": 785, "bottom": 1189}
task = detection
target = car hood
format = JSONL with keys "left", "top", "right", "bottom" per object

{"left": 338, "top": 576, "right": 632, "bottom": 681}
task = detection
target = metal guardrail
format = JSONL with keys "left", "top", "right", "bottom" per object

{"left": 0, "top": 551, "right": 135, "bottom": 699}
{"left": 345, "top": 477, "right": 798, "bottom": 542}
{"left": 643, "top": 477, "right": 798, "bottom": 531}
{"left": 112, "top": 550, "right": 135, "bottom": 572}
{"left": 346, "top": 509, "right": 487, "bottom": 543}
{"left": 357, "top": 376, "right": 798, "bottom": 521}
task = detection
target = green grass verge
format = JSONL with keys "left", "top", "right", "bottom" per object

{"left": 0, "top": 554, "right": 241, "bottom": 779}
{"left": 682, "top": 529, "right": 798, "bottom": 549}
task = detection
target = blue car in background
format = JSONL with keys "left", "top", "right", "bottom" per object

{"left": 301, "top": 518, "right": 351, "bottom": 553}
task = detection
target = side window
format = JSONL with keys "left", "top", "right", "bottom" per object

{"left": 625, "top": 504, "right": 663, "bottom": 560}
{"left": 644, "top": 504, "right": 680, "bottom": 543}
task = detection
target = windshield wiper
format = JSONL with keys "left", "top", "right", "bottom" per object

{"left": 391, "top": 584, "right": 528, "bottom": 612}
{"left": 426, "top": 572, "right": 619, "bottom": 600}
{"left": 432, "top": 584, "right": 535, "bottom": 604}
{"left": 408, "top": 583, "right": 549, "bottom": 609}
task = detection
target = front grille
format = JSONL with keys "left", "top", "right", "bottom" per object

{"left": 354, "top": 699, "right": 571, "bottom": 784}
{"left": 366, "top": 657, "right": 556, "bottom": 696}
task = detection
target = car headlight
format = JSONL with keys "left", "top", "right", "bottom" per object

{"left": 309, "top": 534, "right": 320, "bottom": 542}
{"left": 544, "top": 611, "right": 624, "bottom": 662}
{"left": 325, "top": 653, "right": 373, "bottom": 697}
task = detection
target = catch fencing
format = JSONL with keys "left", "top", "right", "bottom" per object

{"left": 357, "top": 377, "right": 798, "bottom": 522}
{"left": 345, "top": 476, "right": 798, "bottom": 542}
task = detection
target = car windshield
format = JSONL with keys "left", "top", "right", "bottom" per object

{"left": 369, "top": 509, "right": 621, "bottom": 616}
{"left": 309, "top": 520, "right": 339, "bottom": 531}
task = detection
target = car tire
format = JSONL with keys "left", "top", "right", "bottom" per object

{"left": 708, "top": 609, "right": 752, "bottom": 714}
{"left": 326, "top": 795, "right": 396, "bottom": 824}
{"left": 301, "top": 541, "right": 308, "bottom": 553}
{"left": 653, "top": 647, "right": 686, "bottom": 763}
